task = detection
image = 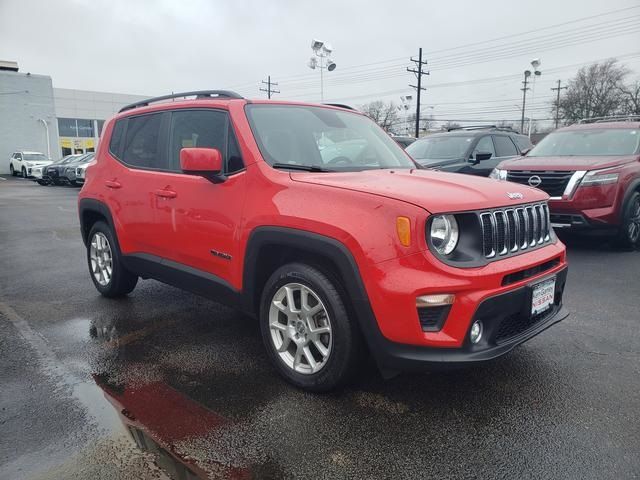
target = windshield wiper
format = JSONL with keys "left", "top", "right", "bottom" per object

{"left": 272, "top": 163, "right": 334, "bottom": 172}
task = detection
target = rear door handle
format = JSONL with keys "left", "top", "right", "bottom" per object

{"left": 154, "top": 189, "right": 177, "bottom": 199}
{"left": 105, "top": 180, "right": 122, "bottom": 189}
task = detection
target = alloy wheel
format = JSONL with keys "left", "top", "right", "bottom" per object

{"left": 627, "top": 197, "right": 640, "bottom": 244}
{"left": 90, "top": 232, "right": 113, "bottom": 286}
{"left": 268, "top": 283, "right": 332, "bottom": 374}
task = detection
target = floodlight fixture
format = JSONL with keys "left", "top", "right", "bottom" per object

{"left": 327, "top": 60, "right": 336, "bottom": 71}
{"left": 311, "top": 39, "right": 324, "bottom": 51}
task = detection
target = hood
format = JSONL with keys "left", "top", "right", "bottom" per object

{"left": 416, "top": 158, "right": 464, "bottom": 169}
{"left": 290, "top": 168, "right": 547, "bottom": 213}
{"left": 498, "top": 154, "right": 637, "bottom": 171}
{"left": 26, "top": 160, "right": 53, "bottom": 167}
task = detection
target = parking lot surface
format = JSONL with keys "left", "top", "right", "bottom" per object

{"left": 1, "top": 175, "right": 639, "bottom": 479}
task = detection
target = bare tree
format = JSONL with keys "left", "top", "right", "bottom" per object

{"left": 441, "top": 121, "right": 461, "bottom": 131}
{"left": 619, "top": 81, "right": 640, "bottom": 115}
{"left": 359, "top": 101, "right": 399, "bottom": 131}
{"left": 554, "top": 59, "right": 629, "bottom": 123}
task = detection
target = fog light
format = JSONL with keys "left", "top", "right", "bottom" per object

{"left": 470, "top": 320, "right": 483, "bottom": 344}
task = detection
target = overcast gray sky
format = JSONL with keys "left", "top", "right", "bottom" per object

{"left": 1, "top": 0, "right": 639, "bottom": 125}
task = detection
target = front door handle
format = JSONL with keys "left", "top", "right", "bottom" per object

{"left": 154, "top": 189, "right": 177, "bottom": 199}
{"left": 105, "top": 180, "right": 122, "bottom": 189}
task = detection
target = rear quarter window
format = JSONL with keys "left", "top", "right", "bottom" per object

{"left": 109, "top": 119, "right": 127, "bottom": 159}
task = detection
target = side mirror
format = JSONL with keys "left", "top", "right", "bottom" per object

{"left": 474, "top": 151, "right": 493, "bottom": 162}
{"left": 520, "top": 147, "right": 532, "bottom": 156}
{"left": 180, "top": 148, "right": 225, "bottom": 183}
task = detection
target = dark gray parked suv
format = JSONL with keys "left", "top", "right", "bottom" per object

{"left": 406, "top": 126, "right": 532, "bottom": 177}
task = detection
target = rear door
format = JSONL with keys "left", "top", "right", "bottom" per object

{"left": 155, "top": 108, "right": 247, "bottom": 285}
{"left": 104, "top": 112, "right": 176, "bottom": 258}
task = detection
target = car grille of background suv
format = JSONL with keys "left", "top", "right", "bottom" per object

{"left": 506, "top": 171, "right": 574, "bottom": 197}
{"left": 480, "top": 203, "right": 551, "bottom": 258}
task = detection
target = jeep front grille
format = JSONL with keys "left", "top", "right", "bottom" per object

{"left": 480, "top": 203, "right": 550, "bottom": 258}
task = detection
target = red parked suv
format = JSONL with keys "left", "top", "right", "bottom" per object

{"left": 79, "top": 91, "right": 569, "bottom": 391}
{"left": 491, "top": 118, "right": 640, "bottom": 249}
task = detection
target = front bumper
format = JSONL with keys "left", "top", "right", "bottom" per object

{"left": 371, "top": 267, "right": 568, "bottom": 371}
{"left": 548, "top": 184, "right": 620, "bottom": 229}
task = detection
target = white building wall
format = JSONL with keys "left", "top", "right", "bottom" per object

{"left": 0, "top": 71, "right": 59, "bottom": 174}
{"left": 53, "top": 88, "right": 148, "bottom": 120}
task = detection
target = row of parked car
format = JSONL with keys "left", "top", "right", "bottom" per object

{"left": 394, "top": 117, "right": 640, "bottom": 249}
{"left": 8, "top": 151, "right": 94, "bottom": 186}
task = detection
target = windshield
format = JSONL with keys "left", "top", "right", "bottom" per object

{"left": 406, "top": 136, "right": 473, "bottom": 162}
{"left": 528, "top": 128, "right": 640, "bottom": 157}
{"left": 23, "top": 153, "right": 47, "bottom": 161}
{"left": 245, "top": 105, "right": 416, "bottom": 171}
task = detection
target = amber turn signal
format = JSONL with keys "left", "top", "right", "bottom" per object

{"left": 396, "top": 216, "right": 411, "bottom": 247}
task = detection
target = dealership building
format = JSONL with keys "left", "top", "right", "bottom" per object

{"left": 0, "top": 61, "right": 148, "bottom": 174}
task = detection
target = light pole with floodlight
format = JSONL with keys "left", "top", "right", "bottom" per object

{"left": 308, "top": 39, "right": 336, "bottom": 102}
{"left": 527, "top": 58, "right": 542, "bottom": 138}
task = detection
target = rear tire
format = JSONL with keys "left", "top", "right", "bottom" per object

{"left": 87, "top": 221, "right": 138, "bottom": 297}
{"left": 259, "top": 262, "right": 364, "bottom": 392}
{"left": 615, "top": 191, "right": 640, "bottom": 250}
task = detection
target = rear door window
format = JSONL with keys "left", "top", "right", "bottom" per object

{"left": 492, "top": 135, "right": 519, "bottom": 157}
{"left": 121, "top": 113, "right": 168, "bottom": 169}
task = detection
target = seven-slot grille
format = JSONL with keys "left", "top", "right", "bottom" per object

{"left": 506, "top": 171, "right": 574, "bottom": 197}
{"left": 480, "top": 203, "right": 551, "bottom": 258}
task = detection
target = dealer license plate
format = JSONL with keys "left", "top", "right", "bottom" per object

{"left": 531, "top": 277, "right": 555, "bottom": 316}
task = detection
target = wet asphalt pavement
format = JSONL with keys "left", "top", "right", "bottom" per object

{"left": 0, "top": 175, "right": 639, "bottom": 480}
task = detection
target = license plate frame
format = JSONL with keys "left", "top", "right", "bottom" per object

{"left": 530, "top": 277, "right": 556, "bottom": 316}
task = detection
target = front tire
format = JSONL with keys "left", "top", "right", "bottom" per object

{"left": 10, "top": 164, "right": 15, "bottom": 176}
{"left": 616, "top": 191, "right": 640, "bottom": 250}
{"left": 87, "top": 221, "right": 138, "bottom": 297}
{"left": 21, "top": 167, "right": 27, "bottom": 178}
{"left": 36, "top": 180, "right": 48, "bottom": 186}
{"left": 259, "top": 263, "right": 364, "bottom": 392}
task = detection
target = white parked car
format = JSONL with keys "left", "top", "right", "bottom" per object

{"left": 9, "top": 151, "right": 52, "bottom": 178}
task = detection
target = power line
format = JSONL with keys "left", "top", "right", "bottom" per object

{"left": 222, "top": 6, "right": 640, "bottom": 92}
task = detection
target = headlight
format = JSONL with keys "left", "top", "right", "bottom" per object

{"left": 489, "top": 168, "right": 507, "bottom": 180}
{"left": 429, "top": 214, "right": 459, "bottom": 255}
{"left": 24, "top": 161, "right": 33, "bottom": 167}
{"left": 580, "top": 169, "right": 619, "bottom": 186}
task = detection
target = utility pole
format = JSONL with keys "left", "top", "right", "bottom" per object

{"left": 260, "top": 76, "right": 280, "bottom": 99}
{"left": 551, "top": 79, "right": 568, "bottom": 129}
{"left": 520, "top": 70, "right": 531, "bottom": 133}
{"left": 407, "top": 48, "right": 428, "bottom": 138}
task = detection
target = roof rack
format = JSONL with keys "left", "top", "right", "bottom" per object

{"left": 119, "top": 90, "right": 244, "bottom": 113}
{"left": 323, "top": 103, "right": 356, "bottom": 111}
{"left": 578, "top": 115, "right": 640, "bottom": 124}
{"left": 446, "top": 125, "right": 518, "bottom": 133}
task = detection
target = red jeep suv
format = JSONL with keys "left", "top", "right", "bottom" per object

{"left": 491, "top": 118, "right": 640, "bottom": 249}
{"left": 79, "top": 91, "right": 569, "bottom": 391}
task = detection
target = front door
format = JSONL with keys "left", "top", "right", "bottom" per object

{"left": 154, "top": 108, "right": 247, "bottom": 287}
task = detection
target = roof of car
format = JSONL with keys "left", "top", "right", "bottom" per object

{"left": 115, "top": 90, "right": 360, "bottom": 119}
{"left": 18, "top": 151, "right": 46, "bottom": 154}
{"left": 559, "top": 121, "right": 640, "bottom": 131}
{"left": 419, "top": 129, "right": 523, "bottom": 139}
